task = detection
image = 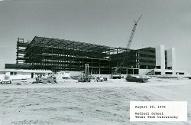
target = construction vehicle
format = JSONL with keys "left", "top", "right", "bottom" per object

{"left": 32, "top": 73, "right": 57, "bottom": 84}
{"left": 126, "top": 75, "right": 149, "bottom": 83}
{"left": 0, "top": 76, "right": 12, "bottom": 84}
{"left": 95, "top": 75, "right": 108, "bottom": 82}
{"left": 111, "top": 15, "right": 142, "bottom": 79}
{"left": 78, "top": 64, "right": 91, "bottom": 82}
{"left": 0, "top": 73, "right": 12, "bottom": 84}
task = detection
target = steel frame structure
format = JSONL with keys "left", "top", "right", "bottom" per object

{"left": 12, "top": 36, "right": 156, "bottom": 74}
{"left": 24, "top": 36, "right": 115, "bottom": 73}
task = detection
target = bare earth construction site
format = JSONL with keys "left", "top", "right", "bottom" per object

{"left": 0, "top": 78, "right": 191, "bottom": 125}
{"left": 0, "top": 16, "right": 190, "bottom": 125}
{"left": 0, "top": 0, "right": 191, "bottom": 125}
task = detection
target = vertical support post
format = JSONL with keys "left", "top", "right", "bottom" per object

{"left": 16, "top": 38, "right": 19, "bottom": 64}
{"left": 85, "top": 64, "right": 89, "bottom": 78}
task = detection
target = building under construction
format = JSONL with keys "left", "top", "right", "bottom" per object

{"left": 5, "top": 36, "right": 156, "bottom": 74}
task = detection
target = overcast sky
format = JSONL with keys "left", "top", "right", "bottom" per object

{"left": 0, "top": 0, "right": 191, "bottom": 72}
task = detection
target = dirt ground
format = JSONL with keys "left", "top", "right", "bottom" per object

{"left": 0, "top": 78, "right": 191, "bottom": 125}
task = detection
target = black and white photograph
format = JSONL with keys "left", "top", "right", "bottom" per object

{"left": 0, "top": 0, "right": 191, "bottom": 125}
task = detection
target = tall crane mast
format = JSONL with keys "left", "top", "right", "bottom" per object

{"left": 127, "top": 15, "right": 142, "bottom": 50}
{"left": 113, "top": 15, "right": 142, "bottom": 74}
{"left": 121, "top": 15, "right": 142, "bottom": 67}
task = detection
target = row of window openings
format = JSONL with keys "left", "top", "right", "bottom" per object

{"left": 155, "top": 72, "right": 184, "bottom": 75}
{"left": 41, "top": 51, "right": 107, "bottom": 55}
{"left": 31, "top": 63, "right": 108, "bottom": 66}
{"left": 41, "top": 60, "right": 107, "bottom": 64}
{"left": 155, "top": 66, "right": 172, "bottom": 69}
{"left": 137, "top": 53, "right": 155, "bottom": 57}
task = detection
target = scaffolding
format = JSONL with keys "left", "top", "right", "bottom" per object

{"left": 16, "top": 38, "right": 30, "bottom": 64}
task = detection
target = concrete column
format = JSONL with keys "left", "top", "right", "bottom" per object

{"left": 167, "top": 48, "right": 176, "bottom": 75}
{"left": 155, "top": 45, "right": 165, "bottom": 75}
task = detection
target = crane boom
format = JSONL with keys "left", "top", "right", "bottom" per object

{"left": 112, "top": 15, "right": 142, "bottom": 78}
{"left": 127, "top": 15, "right": 142, "bottom": 49}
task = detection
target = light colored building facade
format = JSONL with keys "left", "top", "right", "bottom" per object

{"left": 166, "top": 48, "right": 176, "bottom": 75}
{"left": 154, "top": 45, "right": 177, "bottom": 75}
{"left": 155, "top": 45, "right": 166, "bottom": 75}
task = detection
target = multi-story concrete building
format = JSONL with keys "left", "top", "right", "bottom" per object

{"left": 153, "top": 45, "right": 178, "bottom": 75}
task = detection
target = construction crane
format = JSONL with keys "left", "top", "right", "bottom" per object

{"left": 112, "top": 15, "right": 142, "bottom": 79}
{"left": 127, "top": 14, "right": 142, "bottom": 50}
